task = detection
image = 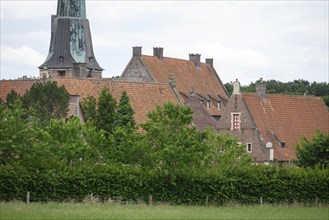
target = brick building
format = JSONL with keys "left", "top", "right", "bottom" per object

{"left": 0, "top": 78, "right": 179, "bottom": 124}
{"left": 121, "top": 47, "right": 229, "bottom": 123}
{"left": 217, "top": 79, "right": 329, "bottom": 162}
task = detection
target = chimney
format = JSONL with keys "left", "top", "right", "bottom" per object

{"left": 189, "top": 53, "right": 201, "bottom": 67}
{"left": 256, "top": 84, "right": 266, "bottom": 99}
{"left": 133, "top": 46, "right": 142, "bottom": 56}
{"left": 205, "top": 58, "right": 213, "bottom": 67}
{"left": 153, "top": 47, "right": 164, "bottom": 59}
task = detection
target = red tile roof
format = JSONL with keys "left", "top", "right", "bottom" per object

{"left": 187, "top": 94, "right": 218, "bottom": 131}
{"left": 141, "top": 55, "right": 228, "bottom": 115}
{"left": 0, "top": 78, "right": 179, "bottom": 123}
{"left": 242, "top": 93, "right": 329, "bottom": 161}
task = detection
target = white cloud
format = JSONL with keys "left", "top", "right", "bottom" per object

{"left": 1, "top": 45, "right": 44, "bottom": 67}
{"left": 1, "top": 1, "right": 55, "bottom": 20}
{"left": 0, "top": 1, "right": 328, "bottom": 84}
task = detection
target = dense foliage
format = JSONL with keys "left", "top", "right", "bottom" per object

{"left": 224, "top": 78, "right": 329, "bottom": 106}
{"left": 296, "top": 131, "right": 329, "bottom": 169}
{"left": 1, "top": 164, "right": 328, "bottom": 204}
{"left": 1, "top": 85, "right": 328, "bottom": 205}
{"left": 22, "top": 81, "right": 70, "bottom": 126}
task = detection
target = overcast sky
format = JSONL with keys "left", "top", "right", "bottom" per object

{"left": 1, "top": 0, "right": 328, "bottom": 85}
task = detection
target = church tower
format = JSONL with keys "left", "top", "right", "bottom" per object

{"left": 39, "top": 0, "right": 103, "bottom": 78}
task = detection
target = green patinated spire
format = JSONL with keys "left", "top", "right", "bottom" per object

{"left": 57, "top": 0, "right": 86, "bottom": 18}
{"left": 39, "top": 0, "right": 103, "bottom": 78}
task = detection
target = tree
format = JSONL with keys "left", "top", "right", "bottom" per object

{"left": 142, "top": 103, "right": 214, "bottom": 170}
{"left": 0, "top": 99, "right": 32, "bottom": 165}
{"left": 81, "top": 95, "right": 97, "bottom": 125}
{"left": 115, "top": 91, "right": 136, "bottom": 129}
{"left": 5, "top": 89, "right": 21, "bottom": 109}
{"left": 22, "top": 81, "right": 69, "bottom": 126}
{"left": 296, "top": 131, "right": 329, "bottom": 168}
{"left": 96, "top": 86, "right": 117, "bottom": 135}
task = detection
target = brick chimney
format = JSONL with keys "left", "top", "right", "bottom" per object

{"left": 205, "top": 58, "right": 213, "bottom": 67}
{"left": 256, "top": 84, "right": 266, "bottom": 99}
{"left": 189, "top": 54, "right": 201, "bottom": 67}
{"left": 153, "top": 47, "right": 164, "bottom": 59}
{"left": 133, "top": 46, "right": 142, "bottom": 56}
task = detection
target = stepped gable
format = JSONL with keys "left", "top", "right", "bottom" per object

{"left": 0, "top": 78, "right": 179, "bottom": 123}
{"left": 242, "top": 93, "right": 329, "bottom": 161}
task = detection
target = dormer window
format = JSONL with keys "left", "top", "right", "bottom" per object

{"left": 217, "top": 101, "right": 221, "bottom": 110}
{"left": 206, "top": 101, "right": 210, "bottom": 109}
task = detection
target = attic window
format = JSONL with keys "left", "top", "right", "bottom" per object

{"left": 280, "top": 142, "right": 286, "bottom": 149}
{"left": 232, "top": 113, "right": 241, "bottom": 130}
{"left": 217, "top": 101, "right": 221, "bottom": 110}
{"left": 206, "top": 101, "right": 210, "bottom": 109}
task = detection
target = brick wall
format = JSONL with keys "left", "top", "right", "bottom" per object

{"left": 218, "top": 94, "right": 270, "bottom": 162}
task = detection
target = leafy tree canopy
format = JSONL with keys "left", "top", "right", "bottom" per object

{"left": 115, "top": 91, "right": 136, "bottom": 129}
{"left": 224, "top": 78, "right": 329, "bottom": 106}
{"left": 96, "top": 86, "right": 117, "bottom": 135}
{"left": 22, "top": 81, "right": 70, "bottom": 126}
{"left": 81, "top": 95, "right": 97, "bottom": 125}
{"left": 296, "top": 131, "right": 329, "bottom": 169}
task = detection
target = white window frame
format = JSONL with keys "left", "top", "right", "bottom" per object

{"left": 246, "top": 142, "right": 252, "bottom": 153}
{"left": 217, "top": 101, "right": 221, "bottom": 110}
{"left": 206, "top": 101, "right": 210, "bottom": 109}
{"left": 231, "top": 112, "right": 241, "bottom": 130}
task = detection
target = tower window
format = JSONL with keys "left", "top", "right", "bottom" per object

{"left": 59, "top": 56, "right": 64, "bottom": 62}
{"left": 57, "top": 71, "right": 66, "bottom": 77}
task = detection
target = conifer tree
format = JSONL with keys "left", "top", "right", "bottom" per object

{"left": 5, "top": 89, "right": 21, "bottom": 109}
{"left": 96, "top": 86, "right": 117, "bottom": 135}
{"left": 81, "top": 95, "right": 97, "bottom": 124}
{"left": 115, "top": 91, "right": 136, "bottom": 129}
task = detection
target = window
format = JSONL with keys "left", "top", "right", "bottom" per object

{"left": 59, "top": 56, "right": 64, "bottom": 62}
{"left": 57, "top": 71, "right": 66, "bottom": 77}
{"left": 217, "top": 101, "right": 221, "bottom": 110}
{"left": 246, "top": 143, "right": 252, "bottom": 153}
{"left": 206, "top": 101, "right": 210, "bottom": 109}
{"left": 232, "top": 113, "right": 240, "bottom": 130}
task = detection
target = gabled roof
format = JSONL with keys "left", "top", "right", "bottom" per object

{"left": 242, "top": 93, "right": 329, "bottom": 161}
{"left": 0, "top": 78, "right": 179, "bottom": 123}
{"left": 140, "top": 55, "right": 228, "bottom": 116}
{"left": 187, "top": 94, "right": 218, "bottom": 131}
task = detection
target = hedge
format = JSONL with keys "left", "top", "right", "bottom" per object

{"left": 1, "top": 164, "right": 328, "bottom": 204}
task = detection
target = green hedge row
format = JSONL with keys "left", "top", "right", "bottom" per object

{"left": 1, "top": 164, "right": 328, "bottom": 204}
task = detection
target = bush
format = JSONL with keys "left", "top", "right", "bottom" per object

{"left": 1, "top": 164, "right": 328, "bottom": 204}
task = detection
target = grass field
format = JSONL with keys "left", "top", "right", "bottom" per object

{"left": 1, "top": 202, "right": 328, "bottom": 220}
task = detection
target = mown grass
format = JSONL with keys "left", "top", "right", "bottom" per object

{"left": 1, "top": 202, "right": 328, "bottom": 220}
